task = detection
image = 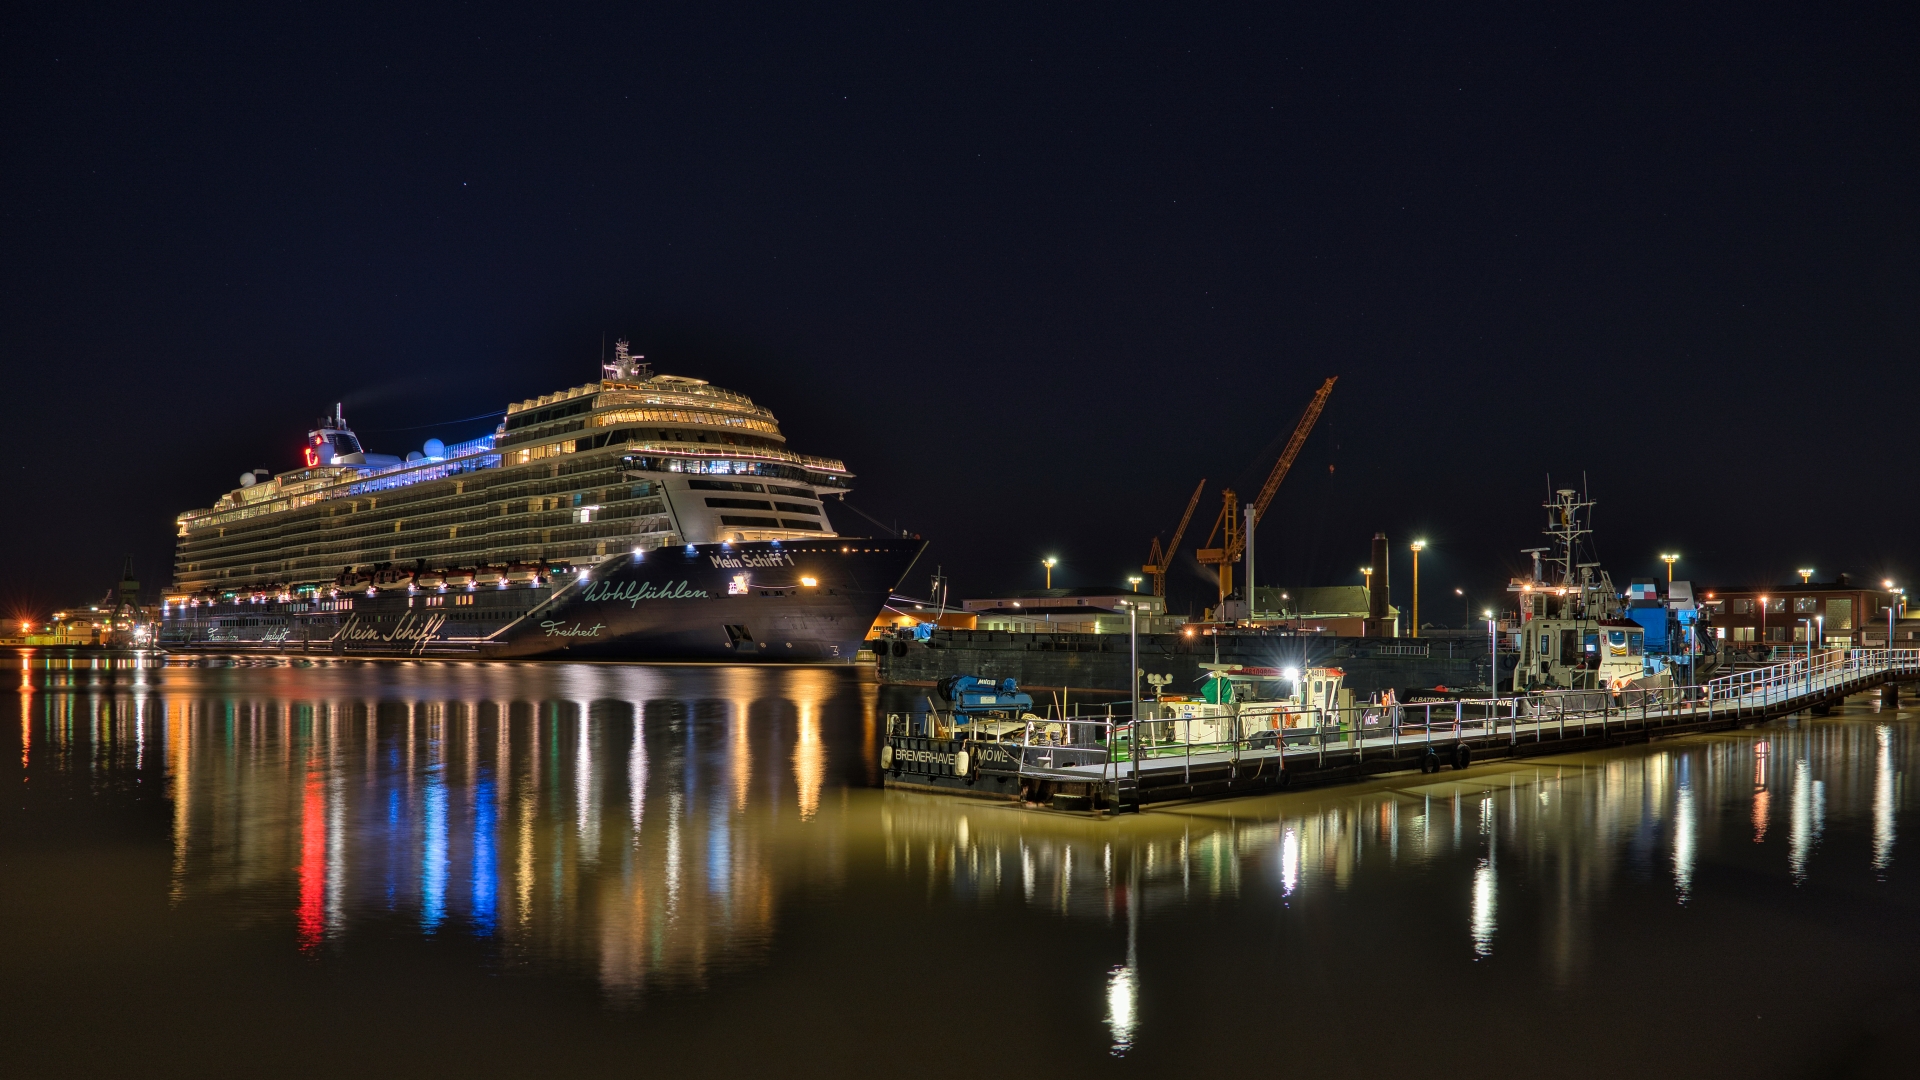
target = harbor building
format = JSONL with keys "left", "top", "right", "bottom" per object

{"left": 963, "top": 588, "right": 1185, "bottom": 634}
{"left": 1250, "top": 585, "right": 1401, "bottom": 637}
{"left": 1699, "top": 576, "right": 1905, "bottom": 648}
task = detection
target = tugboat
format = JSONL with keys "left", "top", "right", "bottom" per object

{"left": 1507, "top": 487, "right": 1715, "bottom": 695}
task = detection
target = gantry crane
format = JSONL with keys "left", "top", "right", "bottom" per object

{"left": 1194, "top": 376, "right": 1339, "bottom": 603}
{"left": 1142, "top": 478, "right": 1208, "bottom": 597}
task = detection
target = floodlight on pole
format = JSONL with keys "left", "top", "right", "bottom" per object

{"left": 1486, "top": 609, "right": 1498, "bottom": 696}
{"left": 1410, "top": 540, "right": 1427, "bottom": 639}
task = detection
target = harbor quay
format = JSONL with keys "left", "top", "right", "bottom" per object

{"left": 874, "top": 627, "right": 1500, "bottom": 698}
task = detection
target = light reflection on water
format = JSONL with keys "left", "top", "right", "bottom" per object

{"left": 8, "top": 655, "right": 1920, "bottom": 1075}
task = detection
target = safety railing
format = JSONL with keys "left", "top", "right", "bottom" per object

{"left": 1704, "top": 648, "right": 1920, "bottom": 709}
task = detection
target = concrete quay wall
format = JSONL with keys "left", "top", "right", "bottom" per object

{"left": 874, "top": 629, "right": 1502, "bottom": 697}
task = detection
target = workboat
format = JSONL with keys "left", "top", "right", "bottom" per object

{"left": 883, "top": 676, "right": 1049, "bottom": 799}
{"left": 1507, "top": 487, "right": 1714, "bottom": 694}
{"left": 1159, "top": 664, "right": 1349, "bottom": 745}
{"left": 161, "top": 343, "right": 923, "bottom": 660}
{"left": 881, "top": 668, "right": 1350, "bottom": 806}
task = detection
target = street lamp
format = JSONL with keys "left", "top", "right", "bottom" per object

{"left": 1798, "top": 568, "right": 1814, "bottom": 584}
{"left": 1127, "top": 575, "right": 1142, "bottom": 593}
{"left": 1410, "top": 540, "right": 1427, "bottom": 639}
{"left": 1043, "top": 556, "right": 1058, "bottom": 590}
{"left": 1485, "top": 609, "right": 1498, "bottom": 696}
{"left": 1660, "top": 553, "right": 1679, "bottom": 584}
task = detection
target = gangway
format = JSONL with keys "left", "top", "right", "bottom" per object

{"left": 882, "top": 648, "right": 1920, "bottom": 810}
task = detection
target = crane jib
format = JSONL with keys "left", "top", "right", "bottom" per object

{"left": 1162, "top": 375, "right": 1339, "bottom": 605}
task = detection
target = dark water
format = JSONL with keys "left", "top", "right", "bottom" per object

{"left": 5, "top": 655, "right": 1920, "bottom": 1078}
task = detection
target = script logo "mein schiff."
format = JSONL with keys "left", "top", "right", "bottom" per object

{"left": 334, "top": 612, "right": 448, "bottom": 655}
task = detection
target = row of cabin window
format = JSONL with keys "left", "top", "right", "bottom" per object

{"left": 1724, "top": 597, "right": 1848, "bottom": 615}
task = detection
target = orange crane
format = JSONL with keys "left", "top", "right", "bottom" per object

{"left": 1142, "top": 478, "right": 1208, "bottom": 598}
{"left": 1195, "top": 376, "right": 1339, "bottom": 604}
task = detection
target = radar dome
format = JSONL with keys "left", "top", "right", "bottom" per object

{"left": 406, "top": 451, "right": 424, "bottom": 462}
{"left": 423, "top": 438, "right": 446, "bottom": 459}
{"left": 239, "top": 472, "right": 256, "bottom": 488}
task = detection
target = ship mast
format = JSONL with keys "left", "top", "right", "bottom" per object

{"left": 1540, "top": 487, "right": 1592, "bottom": 591}
{"left": 603, "top": 338, "right": 653, "bottom": 383}
{"left": 1532, "top": 485, "right": 1618, "bottom": 621}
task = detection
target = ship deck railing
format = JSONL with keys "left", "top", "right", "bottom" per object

{"left": 905, "top": 648, "right": 1920, "bottom": 795}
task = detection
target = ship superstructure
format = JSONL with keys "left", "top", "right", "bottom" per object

{"left": 1507, "top": 487, "right": 1710, "bottom": 692}
{"left": 162, "top": 343, "right": 922, "bottom": 661}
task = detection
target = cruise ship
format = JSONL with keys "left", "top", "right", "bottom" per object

{"left": 161, "top": 343, "right": 924, "bottom": 660}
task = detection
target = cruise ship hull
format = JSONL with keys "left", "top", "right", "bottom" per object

{"left": 162, "top": 540, "right": 923, "bottom": 662}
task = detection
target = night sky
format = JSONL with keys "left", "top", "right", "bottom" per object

{"left": 4, "top": 4, "right": 1915, "bottom": 624}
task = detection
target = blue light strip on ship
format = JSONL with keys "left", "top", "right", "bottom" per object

{"left": 337, "top": 434, "right": 500, "bottom": 497}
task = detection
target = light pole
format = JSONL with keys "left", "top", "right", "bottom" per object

{"left": 1801, "top": 616, "right": 1814, "bottom": 697}
{"left": 1127, "top": 575, "right": 1142, "bottom": 594}
{"left": 1759, "top": 595, "right": 1769, "bottom": 656}
{"left": 1043, "top": 556, "right": 1057, "bottom": 590}
{"left": 1410, "top": 540, "right": 1427, "bottom": 638}
{"left": 1799, "top": 568, "right": 1814, "bottom": 585}
{"left": 1245, "top": 505, "right": 1258, "bottom": 618}
{"left": 1456, "top": 587, "right": 1466, "bottom": 629}
{"left": 1127, "top": 599, "right": 1140, "bottom": 730}
{"left": 1360, "top": 566, "right": 1373, "bottom": 609}
{"left": 1486, "top": 609, "right": 1499, "bottom": 696}
{"left": 1660, "top": 553, "right": 1679, "bottom": 584}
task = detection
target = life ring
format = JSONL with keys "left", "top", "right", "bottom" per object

{"left": 881, "top": 744, "right": 894, "bottom": 770}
